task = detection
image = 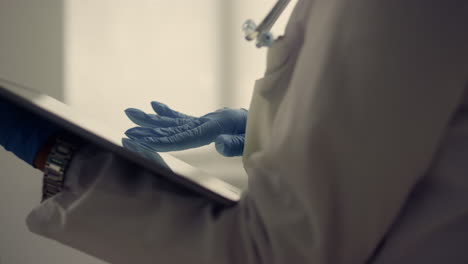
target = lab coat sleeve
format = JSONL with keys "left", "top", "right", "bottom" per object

{"left": 26, "top": 144, "right": 263, "bottom": 264}
{"left": 246, "top": 1, "right": 468, "bottom": 263}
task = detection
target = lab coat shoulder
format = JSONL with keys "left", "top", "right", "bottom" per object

{"left": 251, "top": 0, "right": 468, "bottom": 263}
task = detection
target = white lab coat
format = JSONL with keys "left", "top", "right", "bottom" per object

{"left": 27, "top": 0, "right": 468, "bottom": 263}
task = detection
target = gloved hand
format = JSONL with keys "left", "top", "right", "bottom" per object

{"left": 124, "top": 101, "right": 247, "bottom": 157}
{"left": 0, "top": 97, "right": 60, "bottom": 166}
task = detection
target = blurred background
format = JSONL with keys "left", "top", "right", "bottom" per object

{"left": 0, "top": 0, "right": 296, "bottom": 263}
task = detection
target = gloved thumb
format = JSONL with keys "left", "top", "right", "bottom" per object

{"left": 214, "top": 134, "right": 245, "bottom": 157}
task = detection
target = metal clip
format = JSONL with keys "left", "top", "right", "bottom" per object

{"left": 242, "top": 0, "right": 291, "bottom": 48}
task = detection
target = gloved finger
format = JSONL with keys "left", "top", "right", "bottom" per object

{"left": 137, "top": 120, "right": 206, "bottom": 137}
{"left": 125, "top": 108, "right": 194, "bottom": 128}
{"left": 151, "top": 101, "right": 195, "bottom": 119}
{"left": 215, "top": 134, "right": 245, "bottom": 157}
{"left": 131, "top": 122, "right": 220, "bottom": 152}
{"left": 125, "top": 119, "right": 204, "bottom": 138}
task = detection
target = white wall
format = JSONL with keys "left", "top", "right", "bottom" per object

{"left": 64, "top": 0, "right": 223, "bottom": 135}
{"left": 0, "top": 0, "right": 64, "bottom": 97}
{"left": 0, "top": 1, "right": 296, "bottom": 263}
{"left": 64, "top": 0, "right": 297, "bottom": 133}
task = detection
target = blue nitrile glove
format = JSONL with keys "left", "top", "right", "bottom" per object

{"left": 0, "top": 97, "right": 60, "bottom": 166}
{"left": 124, "top": 101, "right": 247, "bottom": 157}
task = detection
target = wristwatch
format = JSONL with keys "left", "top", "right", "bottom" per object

{"left": 41, "top": 134, "right": 81, "bottom": 202}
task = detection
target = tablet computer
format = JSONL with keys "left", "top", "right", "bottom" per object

{"left": 0, "top": 78, "right": 242, "bottom": 206}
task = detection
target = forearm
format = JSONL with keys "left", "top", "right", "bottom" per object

{"left": 26, "top": 144, "right": 261, "bottom": 264}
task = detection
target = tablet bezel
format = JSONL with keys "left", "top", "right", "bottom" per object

{"left": 0, "top": 79, "right": 242, "bottom": 206}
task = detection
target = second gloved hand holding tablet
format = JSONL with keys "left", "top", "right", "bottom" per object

{"left": 0, "top": 97, "right": 59, "bottom": 167}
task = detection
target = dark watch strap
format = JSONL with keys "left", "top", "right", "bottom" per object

{"left": 42, "top": 134, "right": 81, "bottom": 202}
